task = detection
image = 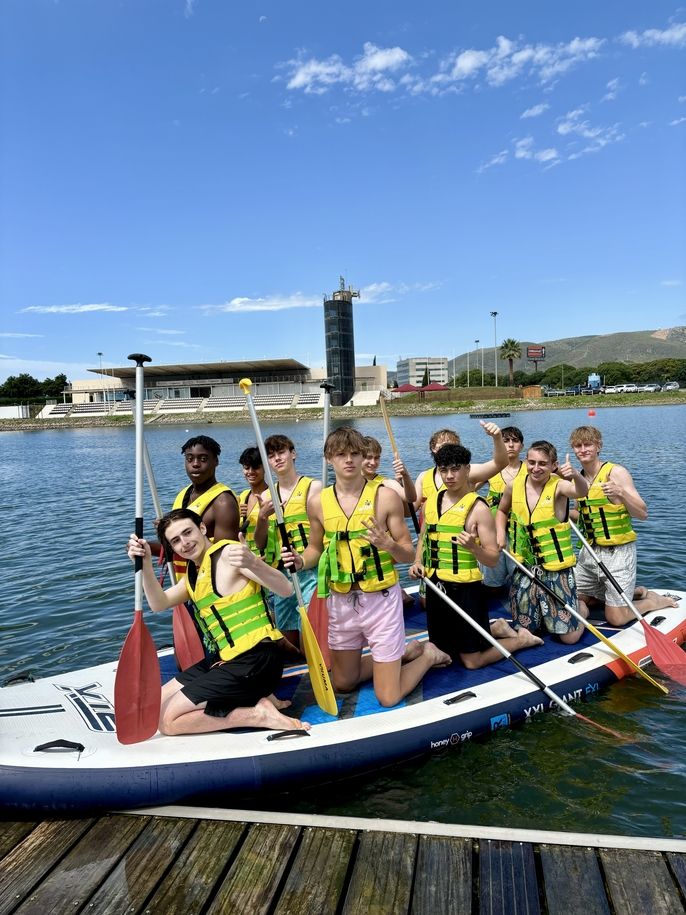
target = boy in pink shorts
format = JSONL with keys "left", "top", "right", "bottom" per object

{"left": 287, "top": 427, "right": 450, "bottom": 707}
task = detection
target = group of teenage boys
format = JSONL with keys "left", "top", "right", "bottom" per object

{"left": 127, "top": 420, "right": 673, "bottom": 737}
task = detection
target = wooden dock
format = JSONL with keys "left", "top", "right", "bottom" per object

{"left": 1, "top": 807, "right": 685, "bottom": 914}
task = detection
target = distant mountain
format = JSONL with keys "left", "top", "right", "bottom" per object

{"left": 448, "top": 327, "right": 686, "bottom": 374}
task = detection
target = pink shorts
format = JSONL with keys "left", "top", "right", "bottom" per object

{"left": 328, "top": 583, "right": 406, "bottom": 663}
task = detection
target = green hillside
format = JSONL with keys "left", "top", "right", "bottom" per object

{"left": 449, "top": 327, "right": 686, "bottom": 374}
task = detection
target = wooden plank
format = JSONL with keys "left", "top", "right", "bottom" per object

{"left": 479, "top": 839, "right": 540, "bottom": 915}
{"left": 206, "top": 823, "right": 300, "bottom": 915}
{"left": 0, "top": 818, "right": 95, "bottom": 915}
{"left": 539, "top": 845, "right": 610, "bottom": 915}
{"left": 144, "top": 820, "right": 244, "bottom": 914}
{"left": 411, "top": 835, "right": 472, "bottom": 915}
{"left": 82, "top": 816, "right": 196, "bottom": 914}
{"left": 12, "top": 815, "right": 149, "bottom": 915}
{"left": 666, "top": 853, "right": 686, "bottom": 900}
{"left": 600, "top": 848, "right": 684, "bottom": 915}
{"left": 274, "top": 826, "right": 356, "bottom": 914}
{"left": 342, "top": 831, "right": 417, "bottom": 915}
{"left": 0, "top": 823, "right": 38, "bottom": 861}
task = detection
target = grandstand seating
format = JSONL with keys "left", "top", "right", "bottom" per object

{"left": 157, "top": 398, "right": 206, "bottom": 413}
{"left": 113, "top": 400, "right": 161, "bottom": 414}
{"left": 45, "top": 403, "right": 72, "bottom": 417}
{"left": 253, "top": 394, "right": 296, "bottom": 409}
{"left": 204, "top": 396, "right": 245, "bottom": 411}
{"left": 70, "top": 403, "right": 110, "bottom": 415}
{"left": 296, "top": 392, "right": 323, "bottom": 408}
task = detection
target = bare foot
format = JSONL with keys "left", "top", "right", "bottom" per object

{"left": 268, "top": 694, "right": 292, "bottom": 711}
{"left": 402, "top": 639, "right": 424, "bottom": 662}
{"left": 253, "top": 697, "right": 311, "bottom": 731}
{"left": 516, "top": 629, "right": 544, "bottom": 648}
{"left": 423, "top": 641, "right": 452, "bottom": 668}
{"left": 490, "top": 618, "right": 518, "bottom": 639}
{"left": 643, "top": 591, "right": 680, "bottom": 609}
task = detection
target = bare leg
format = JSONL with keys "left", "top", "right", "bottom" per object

{"left": 268, "top": 694, "right": 291, "bottom": 710}
{"left": 372, "top": 642, "right": 451, "bottom": 707}
{"left": 461, "top": 629, "right": 543, "bottom": 670}
{"left": 330, "top": 648, "right": 374, "bottom": 693}
{"left": 160, "top": 693, "right": 310, "bottom": 736}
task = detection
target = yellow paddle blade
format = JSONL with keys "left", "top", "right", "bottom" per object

{"left": 299, "top": 606, "right": 338, "bottom": 716}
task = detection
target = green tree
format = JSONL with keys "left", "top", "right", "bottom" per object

{"left": 0, "top": 373, "right": 43, "bottom": 399}
{"left": 499, "top": 339, "right": 522, "bottom": 386}
{"left": 421, "top": 367, "right": 430, "bottom": 386}
{"left": 41, "top": 373, "right": 68, "bottom": 399}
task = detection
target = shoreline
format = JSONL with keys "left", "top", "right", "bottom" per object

{"left": 2, "top": 392, "right": 684, "bottom": 432}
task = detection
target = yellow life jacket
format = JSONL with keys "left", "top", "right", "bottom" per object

{"left": 171, "top": 482, "right": 237, "bottom": 578}
{"left": 239, "top": 488, "right": 263, "bottom": 555}
{"left": 423, "top": 490, "right": 483, "bottom": 583}
{"left": 185, "top": 540, "right": 281, "bottom": 661}
{"left": 421, "top": 466, "right": 445, "bottom": 503}
{"left": 318, "top": 480, "right": 399, "bottom": 596}
{"left": 577, "top": 462, "right": 637, "bottom": 547}
{"left": 509, "top": 474, "right": 576, "bottom": 571}
{"left": 263, "top": 476, "right": 313, "bottom": 566}
{"left": 486, "top": 462, "right": 527, "bottom": 513}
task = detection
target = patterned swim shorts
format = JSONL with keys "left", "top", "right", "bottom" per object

{"left": 509, "top": 567, "right": 581, "bottom": 636}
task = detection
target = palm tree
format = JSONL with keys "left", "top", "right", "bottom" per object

{"left": 499, "top": 338, "right": 522, "bottom": 387}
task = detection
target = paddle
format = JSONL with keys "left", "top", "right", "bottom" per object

{"left": 570, "top": 521, "right": 686, "bottom": 687}
{"left": 114, "top": 353, "right": 161, "bottom": 745}
{"left": 306, "top": 381, "right": 335, "bottom": 669}
{"left": 239, "top": 378, "right": 338, "bottom": 716}
{"left": 502, "top": 549, "right": 668, "bottom": 695}
{"left": 379, "top": 393, "right": 420, "bottom": 534}
{"left": 423, "top": 576, "right": 626, "bottom": 739}
{"left": 142, "top": 440, "right": 205, "bottom": 671}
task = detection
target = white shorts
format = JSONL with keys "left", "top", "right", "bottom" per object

{"left": 575, "top": 541, "right": 637, "bottom": 608}
{"left": 328, "top": 583, "right": 406, "bottom": 663}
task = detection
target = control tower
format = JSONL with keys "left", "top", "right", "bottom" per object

{"left": 323, "top": 276, "right": 359, "bottom": 406}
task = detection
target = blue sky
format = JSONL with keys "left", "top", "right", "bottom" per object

{"left": 1, "top": 1, "right": 684, "bottom": 384}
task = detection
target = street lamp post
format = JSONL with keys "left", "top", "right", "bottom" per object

{"left": 467, "top": 349, "right": 470, "bottom": 388}
{"left": 97, "top": 352, "right": 104, "bottom": 404}
{"left": 490, "top": 311, "right": 498, "bottom": 387}
{"left": 476, "top": 339, "right": 483, "bottom": 386}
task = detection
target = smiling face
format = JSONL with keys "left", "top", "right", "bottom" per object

{"left": 242, "top": 463, "right": 265, "bottom": 487}
{"left": 526, "top": 448, "right": 555, "bottom": 484}
{"left": 163, "top": 517, "right": 208, "bottom": 563}
{"left": 362, "top": 451, "right": 381, "bottom": 478}
{"left": 183, "top": 444, "right": 218, "bottom": 487}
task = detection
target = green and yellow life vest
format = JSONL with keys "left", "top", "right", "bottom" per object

{"left": 423, "top": 490, "right": 483, "bottom": 583}
{"left": 263, "top": 476, "right": 313, "bottom": 566}
{"left": 509, "top": 474, "right": 576, "bottom": 571}
{"left": 318, "top": 480, "right": 398, "bottom": 596}
{"left": 185, "top": 540, "right": 281, "bottom": 661}
{"left": 421, "top": 467, "right": 445, "bottom": 503}
{"left": 577, "top": 462, "right": 637, "bottom": 547}
{"left": 239, "top": 488, "right": 263, "bottom": 556}
{"left": 486, "top": 462, "right": 527, "bottom": 513}
{"left": 171, "top": 482, "right": 237, "bottom": 578}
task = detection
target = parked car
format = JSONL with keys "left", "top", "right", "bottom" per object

{"left": 662, "top": 381, "right": 680, "bottom": 391}
{"left": 602, "top": 385, "right": 618, "bottom": 394}
{"left": 544, "top": 388, "right": 566, "bottom": 397}
{"left": 617, "top": 383, "right": 638, "bottom": 393}
{"left": 639, "top": 383, "right": 662, "bottom": 393}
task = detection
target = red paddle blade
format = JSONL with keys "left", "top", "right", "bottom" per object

{"left": 640, "top": 620, "right": 686, "bottom": 687}
{"left": 173, "top": 604, "right": 205, "bottom": 671}
{"left": 114, "top": 610, "right": 161, "bottom": 744}
{"left": 307, "top": 592, "right": 331, "bottom": 670}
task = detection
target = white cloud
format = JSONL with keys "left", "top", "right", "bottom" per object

{"left": 602, "top": 77, "right": 620, "bottom": 101}
{"left": 204, "top": 293, "right": 321, "bottom": 313}
{"left": 521, "top": 103, "right": 549, "bottom": 119}
{"left": 360, "top": 280, "right": 441, "bottom": 303}
{"left": 512, "top": 137, "right": 559, "bottom": 165}
{"left": 148, "top": 340, "right": 203, "bottom": 348}
{"left": 670, "top": 116, "right": 686, "bottom": 126}
{"left": 477, "top": 149, "right": 509, "bottom": 172}
{"left": 661, "top": 279, "right": 683, "bottom": 286}
{"left": 285, "top": 42, "right": 413, "bottom": 95}
{"left": 556, "top": 108, "right": 624, "bottom": 157}
{"left": 680, "top": 95, "right": 686, "bottom": 103}
{"left": 135, "top": 327, "right": 185, "bottom": 335}
{"left": 0, "top": 355, "right": 93, "bottom": 384}
{"left": 620, "top": 22, "right": 686, "bottom": 49}
{"left": 0, "top": 332, "right": 44, "bottom": 338}
{"left": 184, "top": 0, "right": 196, "bottom": 18}
{"left": 20, "top": 303, "right": 128, "bottom": 314}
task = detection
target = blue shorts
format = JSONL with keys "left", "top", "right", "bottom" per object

{"left": 272, "top": 567, "right": 318, "bottom": 632}
{"left": 481, "top": 551, "right": 516, "bottom": 589}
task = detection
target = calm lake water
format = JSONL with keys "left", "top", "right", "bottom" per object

{"left": 2, "top": 404, "right": 685, "bottom": 836}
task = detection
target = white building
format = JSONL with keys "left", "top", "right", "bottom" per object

{"left": 396, "top": 356, "right": 448, "bottom": 387}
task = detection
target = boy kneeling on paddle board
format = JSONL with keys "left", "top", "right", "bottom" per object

{"left": 127, "top": 508, "right": 309, "bottom": 736}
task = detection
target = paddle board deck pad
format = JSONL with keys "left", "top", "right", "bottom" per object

{"left": 1, "top": 590, "right": 684, "bottom": 813}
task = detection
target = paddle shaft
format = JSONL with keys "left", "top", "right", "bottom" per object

{"left": 133, "top": 360, "right": 146, "bottom": 609}
{"left": 423, "top": 576, "right": 577, "bottom": 716}
{"left": 502, "top": 549, "right": 668, "bottom": 694}
{"left": 143, "top": 441, "right": 176, "bottom": 585}
{"left": 321, "top": 382, "right": 334, "bottom": 486}
{"left": 379, "top": 395, "right": 420, "bottom": 534}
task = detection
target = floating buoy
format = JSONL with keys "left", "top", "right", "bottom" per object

{"left": 588, "top": 409, "right": 596, "bottom": 417}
